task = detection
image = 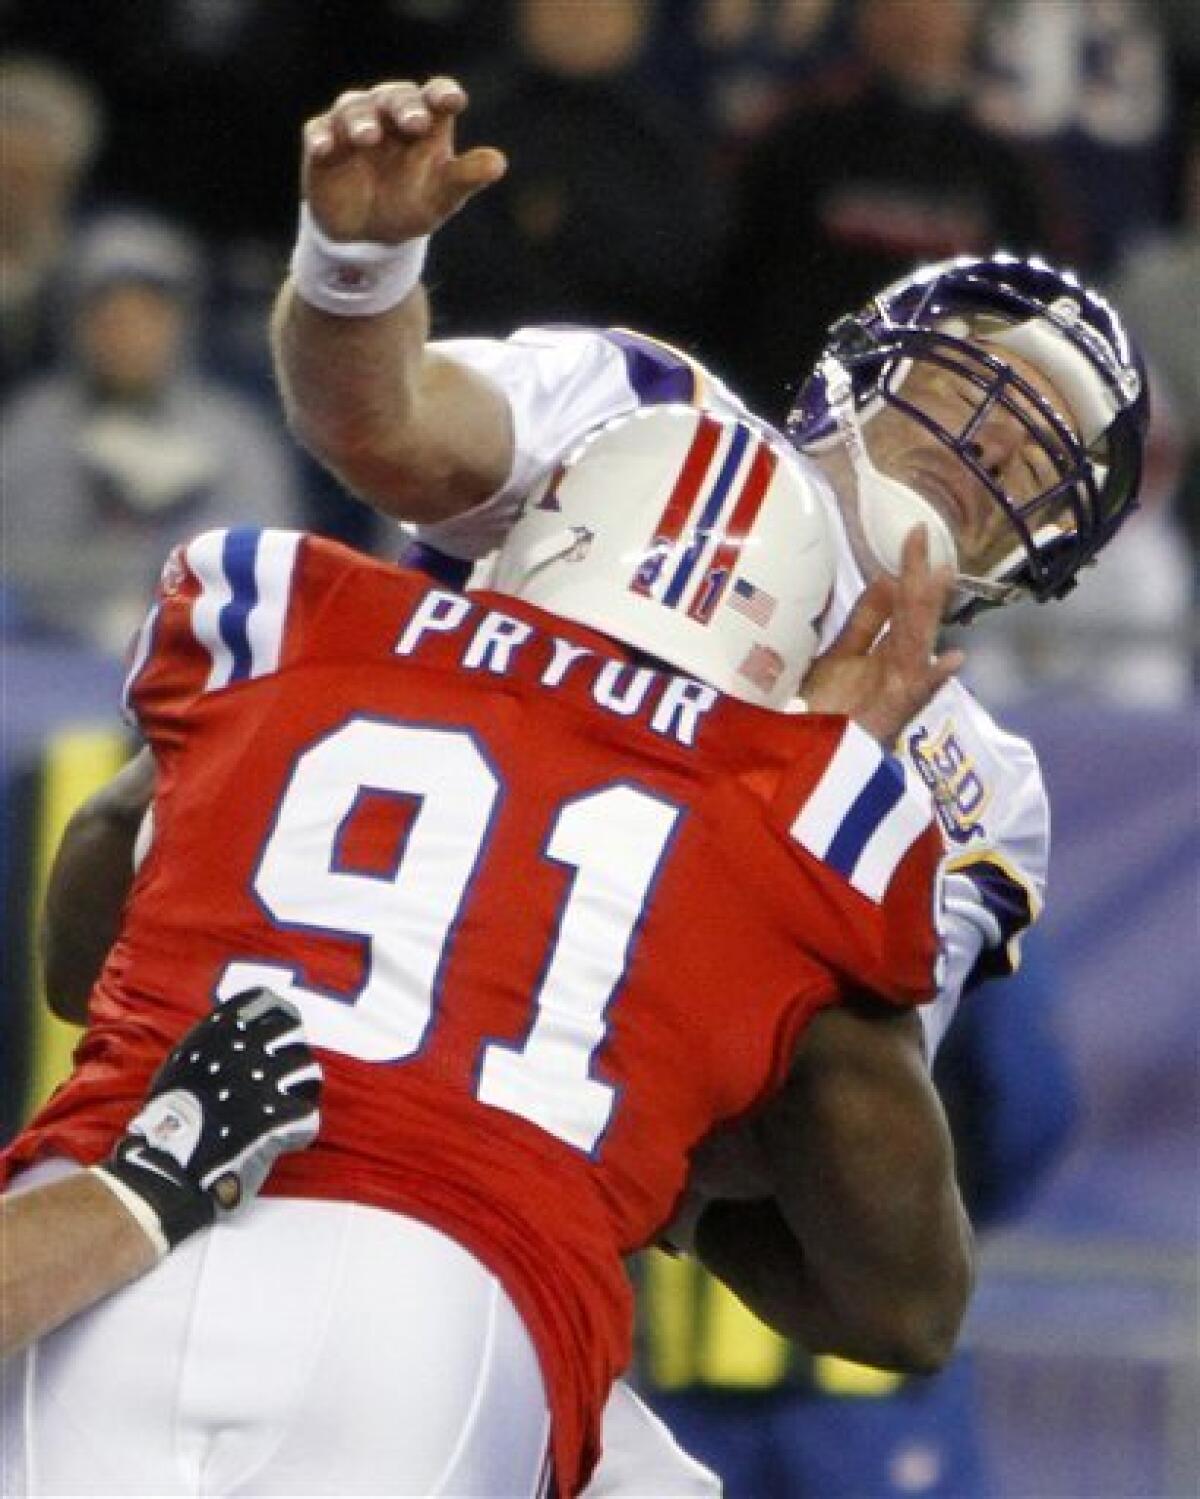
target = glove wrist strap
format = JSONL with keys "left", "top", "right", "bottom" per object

{"left": 92, "top": 1145, "right": 214, "bottom": 1253}
{"left": 89, "top": 1164, "right": 172, "bottom": 1260}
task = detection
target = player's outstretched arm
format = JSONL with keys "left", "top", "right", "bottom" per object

{"left": 2, "top": 1170, "right": 160, "bottom": 1358}
{"left": 271, "top": 77, "right": 513, "bottom": 523}
{"left": 0, "top": 990, "right": 321, "bottom": 1357}
{"left": 692, "top": 998, "right": 974, "bottom": 1373}
{"left": 41, "top": 747, "right": 155, "bottom": 1024}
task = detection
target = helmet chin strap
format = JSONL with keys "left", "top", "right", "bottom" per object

{"left": 820, "top": 357, "right": 959, "bottom": 583}
{"left": 949, "top": 560, "right": 1027, "bottom": 619}
{"left": 951, "top": 521, "right": 1077, "bottom": 619}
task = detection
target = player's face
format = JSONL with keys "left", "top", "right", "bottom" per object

{"left": 864, "top": 345, "right": 1083, "bottom": 578}
{"left": 77, "top": 284, "right": 184, "bottom": 398}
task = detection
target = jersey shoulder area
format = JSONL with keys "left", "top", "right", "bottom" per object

{"left": 420, "top": 325, "right": 777, "bottom": 561}
{"left": 714, "top": 707, "right": 944, "bottom": 1007}
{"left": 447, "top": 322, "right": 768, "bottom": 433}
{"left": 123, "top": 527, "right": 421, "bottom": 725}
{"left": 767, "top": 713, "right": 946, "bottom": 1007}
{"left": 763, "top": 713, "right": 937, "bottom": 902}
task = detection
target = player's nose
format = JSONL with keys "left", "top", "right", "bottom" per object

{"left": 963, "top": 411, "right": 1026, "bottom": 480}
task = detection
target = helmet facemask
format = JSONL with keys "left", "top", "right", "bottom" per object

{"left": 867, "top": 323, "right": 1110, "bottom": 617}
{"left": 788, "top": 255, "right": 1148, "bottom": 623}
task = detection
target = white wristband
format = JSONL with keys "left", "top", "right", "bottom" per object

{"left": 89, "top": 1165, "right": 170, "bottom": 1262}
{"left": 290, "top": 202, "right": 428, "bottom": 317}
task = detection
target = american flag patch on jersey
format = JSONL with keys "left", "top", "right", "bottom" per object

{"left": 728, "top": 576, "right": 777, "bottom": 627}
{"left": 737, "top": 643, "right": 785, "bottom": 694}
{"left": 789, "top": 722, "right": 932, "bottom": 902}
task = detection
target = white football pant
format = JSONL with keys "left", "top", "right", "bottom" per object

{"left": 583, "top": 1381, "right": 721, "bottom": 1497}
{"left": 2, "top": 1161, "right": 551, "bottom": 1497}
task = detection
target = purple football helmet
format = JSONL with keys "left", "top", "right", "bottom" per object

{"left": 787, "top": 253, "right": 1149, "bottom": 618}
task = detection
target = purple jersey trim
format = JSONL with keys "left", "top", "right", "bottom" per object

{"left": 606, "top": 330, "right": 696, "bottom": 407}
{"left": 960, "top": 860, "right": 1036, "bottom": 984}
{"left": 401, "top": 541, "right": 473, "bottom": 591}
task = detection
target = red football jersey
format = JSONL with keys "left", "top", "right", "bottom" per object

{"left": 4, "top": 530, "right": 942, "bottom": 1495}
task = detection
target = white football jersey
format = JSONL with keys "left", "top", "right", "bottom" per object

{"left": 416, "top": 325, "right": 1049, "bottom": 1053}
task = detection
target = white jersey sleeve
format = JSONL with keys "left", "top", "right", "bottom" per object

{"left": 415, "top": 326, "right": 761, "bottom": 560}
{"left": 813, "top": 494, "right": 1050, "bottom": 1056}
{"left": 899, "top": 677, "right": 1049, "bottom": 1055}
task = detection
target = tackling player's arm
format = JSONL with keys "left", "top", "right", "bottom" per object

{"left": 41, "top": 747, "right": 155, "bottom": 1024}
{"left": 693, "top": 997, "right": 974, "bottom": 1374}
{"left": 1, "top": 991, "right": 320, "bottom": 1357}
{"left": 271, "top": 78, "right": 513, "bottom": 522}
{"left": 2, "top": 1170, "right": 158, "bottom": 1356}
{"left": 686, "top": 535, "right": 973, "bottom": 1370}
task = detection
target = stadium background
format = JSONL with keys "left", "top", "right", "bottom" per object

{"left": 3, "top": 3, "right": 1197, "bottom": 1495}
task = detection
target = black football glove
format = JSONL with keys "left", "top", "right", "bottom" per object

{"left": 94, "top": 989, "right": 322, "bottom": 1252}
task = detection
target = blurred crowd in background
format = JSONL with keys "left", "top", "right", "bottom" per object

{"left": 2, "top": 0, "right": 1197, "bottom": 699}
{"left": 2, "top": 8, "right": 1195, "bottom": 1496}
{"left": 2, "top": 0, "right": 1196, "bottom": 701}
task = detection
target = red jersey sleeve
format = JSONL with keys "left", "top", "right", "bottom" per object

{"left": 122, "top": 527, "right": 307, "bottom": 742}
{"left": 768, "top": 719, "right": 944, "bottom": 1007}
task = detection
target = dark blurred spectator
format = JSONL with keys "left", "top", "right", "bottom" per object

{"left": 639, "top": 933, "right": 1078, "bottom": 1499}
{"left": 1110, "top": 103, "right": 1200, "bottom": 571}
{"left": 325, "top": 0, "right": 510, "bottom": 84}
{"left": 428, "top": 0, "right": 723, "bottom": 341}
{"left": 963, "top": 361, "right": 1195, "bottom": 708}
{"left": 1159, "top": 0, "right": 1200, "bottom": 130}
{"left": 644, "top": 0, "right": 857, "bottom": 168}
{"left": 1, "top": 4, "right": 491, "bottom": 561}
{"left": 2, "top": 3, "right": 298, "bottom": 256}
{"left": 964, "top": 104, "right": 1200, "bottom": 706}
{"left": 0, "top": 55, "right": 103, "bottom": 396}
{"left": 2, "top": 214, "right": 298, "bottom": 655}
{"left": 703, "top": 0, "right": 1056, "bottom": 418}
{"left": 2, "top": 1, "right": 315, "bottom": 256}
{"left": 1, "top": 0, "right": 510, "bottom": 259}
{"left": 974, "top": 0, "right": 1173, "bottom": 273}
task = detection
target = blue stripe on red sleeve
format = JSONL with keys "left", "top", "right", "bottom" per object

{"left": 217, "top": 529, "right": 261, "bottom": 682}
{"left": 824, "top": 757, "right": 908, "bottom": 880}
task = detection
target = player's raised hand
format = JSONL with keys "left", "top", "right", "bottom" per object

{"left": 302, "top": 78, "right": 507, "bottom": 244}
{"left": 802, "top": 527, "right": 964, "bottom": 745}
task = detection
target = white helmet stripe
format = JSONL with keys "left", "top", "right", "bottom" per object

{"left": 689, "top": 438, "right": 780, "bottom": 623}
{"left": 631, "top": 413, "right": 723, "bottom": 600}
{"left": 987, "top": 314, "right": 1119, "bottom": 445}
{"left": 660, "top": 421, "right": 753, "bottom": 608}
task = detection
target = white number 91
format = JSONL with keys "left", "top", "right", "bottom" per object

{"left": 218, "top": 717, "right": 680, "bottom": 1153}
